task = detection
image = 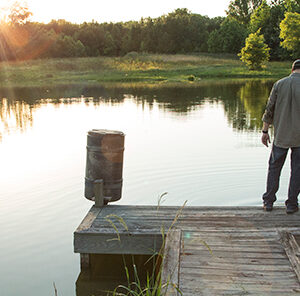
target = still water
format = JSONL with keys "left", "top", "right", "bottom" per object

{"left": 0, "top": 80, "right": 292, "bottom": 295}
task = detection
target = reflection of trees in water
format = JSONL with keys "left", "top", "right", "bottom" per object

{"left": 222, "top": 80, "right": 273, "bottom": 131}
{"left": 110, "top": 81, "right": 273, "bottom": 127}
{"left": 239, "top": 81, "right": 271, "bottom": 130}
{"left": 0, "top": 98, "right": 33, "bottom": 140}
{"left": 0, "top": 80, "right": 274, "bottom": 139}
{"left": 112, "top": 82, "right": 245, "bottom": 114}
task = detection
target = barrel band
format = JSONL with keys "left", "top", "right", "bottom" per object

{"left": 86, "top": 145, "right": 125, "bottom": 153}
{"left": 85, "top": 177, "right": 123, "bottom": 189}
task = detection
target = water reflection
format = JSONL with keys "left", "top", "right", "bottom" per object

{"left": 0, "top": 80, "right": 274, "bottom": 140}
{"left": 0, "top": 98, "right": 33, "bottom": 139}
{"left": 239, "top": 81, "right": 270, "bottom": 130}
{"left": 222, "top": 81, "right": 272, "bottom": 131}
{"left": 76, "top": 254, "right": 158, "bottom": 296}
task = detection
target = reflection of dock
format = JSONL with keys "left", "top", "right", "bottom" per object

{"left": 74, "top": 206, "right": 300, "bottom": 295}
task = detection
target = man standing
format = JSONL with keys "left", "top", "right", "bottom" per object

{"left": 262, "top": 59, "right": 300, "bottom": 214}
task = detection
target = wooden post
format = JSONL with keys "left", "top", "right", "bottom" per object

{"left": 80, "top": 253, "right": 90, "bottom": 270}
{"left": 94, "top": 179, "right": 104, "bottom": 207}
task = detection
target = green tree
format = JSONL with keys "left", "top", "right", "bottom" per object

{"left": 75, "top": 23, "right": 105, "bottom": 56}
{"left": 283, "top": 0, "right": 300, "bottom": 13}
{"left": 226, "top": 0, "right": 262, "bottom": 24}
{"left": 123, "top": 21, "right": 143, "bottom": 53}
{"left": 140, "top": 18, "right": 157, "bottom": 53}
{"left": 208, "top": 18, "right": 248, "bottom": 53}
{"left": 110, "top": 23, "right": 125, "bottom": 55}
{"left": 50, "top": 35, "right": 85, "bottom": 58}
{"left": 249, "top": 0, "right": 271, "bottom": 31}
{"left": 103, "top": 32, "right": 117, "bottom": 55}
{"left": 157, "top": 32, "right": 174, "bottom": 53}
{"left": 207, "top": 30, "right": 223, "bottom": 53}
{"left": 249, "top": 0, "right": 289, "bottom": 59}
{"left": 280, "top": 12, "right": 300, "bottom": 57}
{"left": 239, "top": 30, "right": 270, "bottom": 70}
{"left": 46, "top": 19, "right": 79, "bottom": 37}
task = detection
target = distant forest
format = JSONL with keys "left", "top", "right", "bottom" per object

{"left": 0, "top": 0, "right": 299, "bottom": 61}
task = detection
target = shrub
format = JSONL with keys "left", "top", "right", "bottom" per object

{"left": 187, "top": 75, "right": 195, "bottom": 81}
{"left": 239, "top": 30, "right": 270, "bottom": 70}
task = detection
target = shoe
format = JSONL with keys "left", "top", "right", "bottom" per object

{"left": 286, "top": 205, "right": 299, "bottom": 214}
{"left": 263, "top": 202, "right": 273, "bottom": 212}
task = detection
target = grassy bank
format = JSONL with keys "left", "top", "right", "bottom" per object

{"left": 0, "top": 53, "right": 292, "bottom": 87}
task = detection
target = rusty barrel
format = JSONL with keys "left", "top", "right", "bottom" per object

{"left": 85, "top": 129, "right": 125, "bottom": 202}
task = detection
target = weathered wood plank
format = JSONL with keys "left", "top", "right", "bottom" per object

{"left": 74, "top": 205, "right": 300, "bottom": 295}
{"left": 182, "top": 243, "right": 285, "bottom": 253}
{"left": 161, "top": 229, "right": 181, "bottom": 296}
{"left": 180, "top": 249, "right": 287, "bottom": 259}
{"left": 180, "top": 286, "right": 300, "bottom": 295}
{"left": 280, "top": 230, "right": 300, "bottom": 282}
{"left": 92, "top": 214, "right": 300, "bottom": 222}
{"left": 74, "top": 232, "right": 163, "bottom": 255}
{"left": 180, "top": 273, "right": 299, "bottom": 284}
{"left": 183, "top": 234, "right": 280, "bottom": 242}
{"left": 182, "top": 228, "right": 300, "bottom": 234}
{"left": 75, "top": 206, "right": 102, "bottom": 232}
{"left": 181, "top": 255, "right": 294, "bottom": 266}
{"left": 94, "top": 205, "right": 288, "bottom": 212}
{"left": 86, "top": 221, "right": 297, "bottom": 232}
{"left": 180, "top": 261, "right": 294, "bottom": 272}
{"left": 96, "top": 205, "right": 300, "bottom": 217}
{"left": 179, "top": 268, "right": 298, "bottom": 280}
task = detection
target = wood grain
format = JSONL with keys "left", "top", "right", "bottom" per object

{"left": 161, "top": 229, "right": 182, "bottom": 296}
{"left": 73, "top": 205, "right": 300, "bottom": 294}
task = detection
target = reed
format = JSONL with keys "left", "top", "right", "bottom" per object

{"left": 102, "top": 193, "right": 187, "bottom": 296}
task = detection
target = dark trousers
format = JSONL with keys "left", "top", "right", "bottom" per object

{"left": 263, "top": 144, "right": 300, "bottom": 206}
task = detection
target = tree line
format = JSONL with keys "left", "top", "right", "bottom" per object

{"left": 0, "top": 0, "right": 299, "bottom": 62}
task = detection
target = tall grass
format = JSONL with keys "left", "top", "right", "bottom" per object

{"left": 102, "top": 194, "right": 187, "bottom": 296}
{"left": 53, "top": 282, "right": 57, "bottom": 296}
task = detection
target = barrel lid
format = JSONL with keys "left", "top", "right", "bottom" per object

{"left": 88, "top": 129, "right": 125, "bottom": 137}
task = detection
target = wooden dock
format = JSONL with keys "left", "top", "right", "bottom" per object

{"left": 74, "top": 206, "right": 300, "bottom": 295}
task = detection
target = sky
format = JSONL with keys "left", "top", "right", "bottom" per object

{"left": 1, "top": 0, "right": 229, "bottom": 24}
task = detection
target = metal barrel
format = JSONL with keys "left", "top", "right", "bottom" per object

{"left": 84, "top": 129, "right": 125, "bottom": 202}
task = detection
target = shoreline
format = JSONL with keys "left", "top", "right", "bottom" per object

{"left": 0, "top": 54, "right": 291, "bottom": 88}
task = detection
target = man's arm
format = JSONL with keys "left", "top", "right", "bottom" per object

{"left": 261, "top": 122, "right": 271, "bottom": 147}
{"left": 262, "top": 82, "right": 278, "bottom": 124}
{"left": 261, "top": 82, "right": 277, "bottom": 147}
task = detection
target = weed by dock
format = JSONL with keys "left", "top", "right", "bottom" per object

{"left": 103, "top": 194, "right": 187, "bottom": 296}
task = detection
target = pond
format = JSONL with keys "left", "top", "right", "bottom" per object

{"left": 0, "top": 80, "right": 292, "bottom": 295}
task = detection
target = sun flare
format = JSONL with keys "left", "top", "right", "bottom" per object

{"left": 0, "top": 1, "right": 9, "bottom": 22}
{"left": 2, "top": 0, "right": 227, "bottom": 25}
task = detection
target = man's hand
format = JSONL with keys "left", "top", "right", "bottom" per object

{"left": 262, "top": 133, "right": 271, "bottom": 147}
{"left": 261, "top": 122, "right": 271, "bottom": 147}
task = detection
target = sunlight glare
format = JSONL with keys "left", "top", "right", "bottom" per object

{"left": 5, "top": 0, "right": 228, "bottom": 24}
{"left": 0, "top": 1, "right": 9, "bottom": 23}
